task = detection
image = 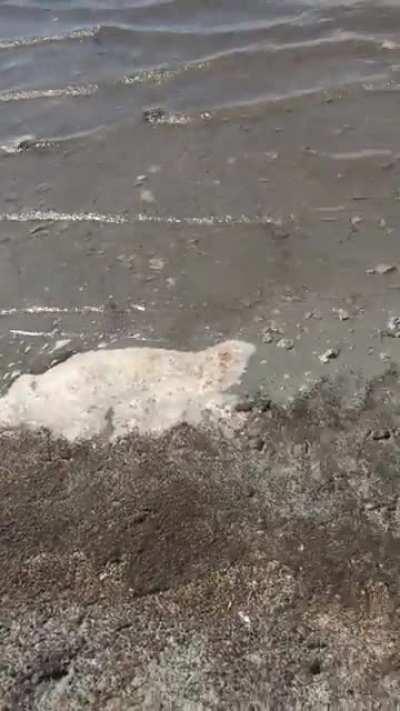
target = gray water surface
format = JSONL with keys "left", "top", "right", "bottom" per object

{"left": 1, "top": 0, "right": 400, "bottom": 141}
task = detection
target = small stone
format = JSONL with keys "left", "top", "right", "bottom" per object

{"left": 350, "top": 215, "right": 362, "bottom": 228}
{"left": 380, "top": 352, "right": 390, "bottom": 361}
{"left": 337, "top": 308, "right": 350, "bottom": 321}
{"left": 135, "top": 174, "right": 147, "bottom": 186}
{"left": 387, "top": 317, "right": 400, "bottom": 337}
{"left": 276, "top": 338, "right": 294, "bottom": 351}
{"left": 252, "top": 436, "right": 265, "bottom": 451}
{"left": 149, "top": 257, "right": 165, "bottom": 271}
{"left": 143, "top": 107, "right": 165, "bottom": 124}
{"left": 319, "top": 348, "right": 339, "bottom": 364}
{"left": 238, "top": 611, "right": 251, "bottom": 628}
{"left": 140, "top": 189, "right": 155, "bottom": 203}
{"left": 235, "top": 400, "right": 254, "bottom": 413}
{"left": 370, "top": 429, "right": 391, "bottom": 441}
{"left": 262, "top": 330, "right": 274, "bottom": 344}
{"left": 366, "top": 264, "right": 397, "bottom": 275}
{"left": 30, "top": 224, "right": 49, "bottom": 235}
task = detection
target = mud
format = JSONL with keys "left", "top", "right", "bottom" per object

{"left": 2, "top": 370, "right": 400, "bottom": 708}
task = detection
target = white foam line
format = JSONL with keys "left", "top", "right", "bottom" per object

{"left": 0, "top": 210, "right": 127, "bottom": 225}
{"left": 122, "top": 61, "right": 209, "bottom": 86}
{"left": 137, "top": 213, "right": 268, "bottom": 225}
{"left": 0, "top": 210, "right": 268, "bottom": 227}
{"left": 0, "top": 85, "right": 98, "bottom": 103}
{"left": 0, "top": 27, "right": 98, "bottom": 50}
{"left": 0, "top": 306, "right": 104, "bottom": 316}
{"left": 10, "top": 329, "right": 54, "bottom": 337}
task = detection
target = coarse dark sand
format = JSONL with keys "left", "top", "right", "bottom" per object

{"left": 2, "top": 370, "right": 400, "bottom": 708}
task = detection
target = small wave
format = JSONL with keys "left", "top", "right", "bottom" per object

{"left": 0, "top": 84, "right": 98, "bottom": 103}
{"left": 0, "top": 209, "right": 270, "bottom": 227}
{"left": 122, "top": 60, "right": 209, "bottom": 86}
{"left": 95, "top": 12, "right": 312, "bottom": 40}
{"left": 0, "top": 210, "right": 127, "bottom": 225}
{"left": 0, "top": 306, "right": 104, "bottom": 316}
{"left": 0, "top": 26, "right": 98, "bottom": 50}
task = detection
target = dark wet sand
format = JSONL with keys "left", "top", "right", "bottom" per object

{"left": 2, "top": 374, "right": 400, "bottom": 708}
{"left": 2, "top": 1, "right": 400, "bottom": 707}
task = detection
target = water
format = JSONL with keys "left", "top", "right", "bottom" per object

{"left": 1, "top": 0, "right": 400, "bottom": 142}
{"left": 1, "top": 0, "right": 400, "bottom": 402}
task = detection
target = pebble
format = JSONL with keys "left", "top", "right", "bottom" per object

{"left": 387, "top": 317, "right": 400, "bottom": 337}
{"left": 135, "top": 174, "right": 147, "bottom": 186}
{"left": 262, "top": 330, "right": 274, "bottom": 344}
{"left": 350, "top": 215, "right": 362, "bottom": 229}
{"left": 276, "top": 338, "right": 294, "bottom": 351}
{"left": 370, "top": 429, "right": 391, "bottom": 441}
{"left": 140, "top": 189, "right": 155, "bottom": 203}
{"left": 319, "top": 348, "right": 339, "bottom": 364}
{"left": 337, "top": 308, "right": 350, "bottom": 321}
{"left": 149, "top": 257, "right": 165, "bottom": 271}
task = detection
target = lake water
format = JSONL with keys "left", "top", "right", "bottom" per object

{"left": 1, "top": 0, "right": 400, "bottom": 142}
{"left": 1, "top": 0, "right": 400, "bottom": 401}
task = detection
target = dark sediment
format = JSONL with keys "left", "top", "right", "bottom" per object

{"left": 2, "top": 370, "right": 400, "bottom": 708}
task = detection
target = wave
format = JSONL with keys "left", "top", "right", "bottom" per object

{"left": 0, "top": 27, "right": 98, "bottom": 50}
{"left": 0, "top": 84, "right": 98, "bottom": 102}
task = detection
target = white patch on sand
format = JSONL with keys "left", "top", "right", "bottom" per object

{"left": 0, "top": 341, "right": 255, "bottom": 441}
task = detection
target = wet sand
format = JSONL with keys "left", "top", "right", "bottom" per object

{"left": 2, "top": 376, "right": 400, "bottom": 707}
{"left": 2, "top": 0, "right": 400, "bottom": 707}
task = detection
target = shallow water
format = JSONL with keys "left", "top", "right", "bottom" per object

{"left": 1, "top": 0, "right": 400, "bottom": 141}
{"left": 1, "top": 0, "right": 400, "bottom": 403}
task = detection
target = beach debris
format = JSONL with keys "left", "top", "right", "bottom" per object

{"left": 386, "top": 316, "right": 400, "bottom": 337}
{"left": 319, "top": 348, "right": 339, "bottom": 364}
{"left": 366, "top": 264, "right": 397, "bottom": 275}
{"left": 276, "top": 338, "right": 294, "bottom": 351}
